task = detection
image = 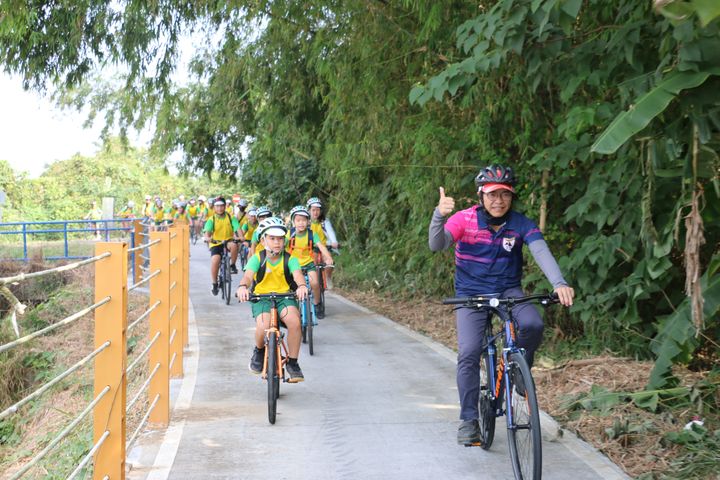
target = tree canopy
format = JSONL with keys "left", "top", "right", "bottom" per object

{"left": 1, "top": 0, "right": 718, "bottom": 387}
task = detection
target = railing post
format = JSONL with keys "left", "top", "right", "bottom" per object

{"left": 133, "top": 219, "right": 143, "bottom": 284}
{"left": 168, "top": 227, "right": 183, "bottom": 378}
{"left": 149, "top": 231, "right": 170, "bottom": 426}
{"left": 181, "top": 224, "right": 189, "bottom": 348}
{"left": 64, "top": 221, "right": 69, "bottom": 258}
{"left": 93, "top": 242, "right": 128, "bottom": 480}
{"left": 22, "top": 223, "right": 28, "bottom": 261}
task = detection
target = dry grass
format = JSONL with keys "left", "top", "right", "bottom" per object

{"left": 0, "top": 264, "right": 153, "bottom": 479}
{"left": 335, "top": 286, "right": 717, "bottom": 480}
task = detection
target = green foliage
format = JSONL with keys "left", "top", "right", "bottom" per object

{"left": 0, "top": 138, "right": 240, "bottom": 224}
{"left": 2, "top": 0, "right": 718, "bottom": 391}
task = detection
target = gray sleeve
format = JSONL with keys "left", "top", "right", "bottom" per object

{"left": 528, "top": 239, "right": 568, "bottom": 288}
{"left": 322, "top": 218, "right": 338, "bottom": 245}
{"left": 429, "top": 208, "right": 454, "bottom": 251}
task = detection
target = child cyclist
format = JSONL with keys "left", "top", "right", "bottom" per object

{"left": 428, "top": 164, "right": 574, "bottom": 446}
{"left": 203, "top": 197, "right": 241, "bottom": 295}
{"left": 248, "top": 206, "right": 273, "bottom": 258}
{"left": 287, "top": 206, "right": 334, "bottom": 319}
{"left": 241, "top": 208, "right": 259, "bottom": 247}
{"left": 236, "top": 217, "right": 309, "bottom": 382}
{"left": 306, "top": 197, "right": 338, "bottom": 290}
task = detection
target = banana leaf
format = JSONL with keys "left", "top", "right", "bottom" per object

{"left": 591, "top": 69, "right": 720, "bottom": 155}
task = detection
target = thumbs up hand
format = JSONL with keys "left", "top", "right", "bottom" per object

{"left": 437, "top": 187, "right": 455, "bottom": 217}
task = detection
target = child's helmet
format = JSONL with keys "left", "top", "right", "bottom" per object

{"left": 290, "top": 205, "right": 310, "bottom": 220}
{"left": 258, "top": 217, "right": 287, "bottom": 238}
{"left": 256, "top": 206, "right": 273, "bottom": 219}
{"left": 306, "top": 197, "right": 323, "bottom": 209}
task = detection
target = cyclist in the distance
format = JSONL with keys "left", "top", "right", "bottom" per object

{"left": 203, "top": 197, "right": 241, "bottom": 295}
{"left": 428, "top": 164, "right": 574, "bottom": 446}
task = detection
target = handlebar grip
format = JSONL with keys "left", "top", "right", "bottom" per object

{"left": 442, "top": 297, "right": 471, "bottom": 305}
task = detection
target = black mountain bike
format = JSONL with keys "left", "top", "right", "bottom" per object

{"left": 217, "top": 241, "right": 232, "bottom": 305}
{"left": 443, "top": 292, "right": 560, "bottom": 480}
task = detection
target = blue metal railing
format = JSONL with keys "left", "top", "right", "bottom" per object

{"left": 0, "top": 219, "right": 136, "bottom": 279}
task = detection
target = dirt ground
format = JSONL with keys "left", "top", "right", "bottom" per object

{"left": 334, "top": 287, "right": 716, "bottom": 479}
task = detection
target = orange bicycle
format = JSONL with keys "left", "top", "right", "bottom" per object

{"left": 248, "top": 292, "right": 296, "bottom": 424}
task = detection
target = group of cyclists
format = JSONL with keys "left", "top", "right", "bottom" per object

{"left": 118, "top": 163, "right": 577, "bottom": 455}
{"left": 202, "top": 195, "right": 339, "bottom": 383}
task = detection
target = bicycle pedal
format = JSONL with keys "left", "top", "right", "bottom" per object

{"left": 464, "top": 441, "right": 483, "bottom": 448}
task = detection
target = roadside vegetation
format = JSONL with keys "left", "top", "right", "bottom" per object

{"left": 0, "top": 1, "right": 718, "bottom": 478}
{"left": 0, "top": 262, "right": 152, "bottom": 479}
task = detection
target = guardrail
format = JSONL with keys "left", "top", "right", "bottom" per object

{"left": 0, "top": 218, "right": 136, "bottom": 261}
{"left": 0, "top": 222, "right": 190, "bottom": 479}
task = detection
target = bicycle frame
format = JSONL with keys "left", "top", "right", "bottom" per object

{"left": 261, "top": 298, "right": 289, "bottom": 381}
{"left": 299, "top": 268, "right": 316, "bottom": 328}
{"left": 482, "top": 306, "right": 522, "bottom": 428}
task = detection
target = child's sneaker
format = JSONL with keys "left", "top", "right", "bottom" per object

{"left": 285, "top": 361, "right": 304, "bottom": 383}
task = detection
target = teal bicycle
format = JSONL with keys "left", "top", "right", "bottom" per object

{"left": 299, "top": 267, "right": 318, "bottom": 355}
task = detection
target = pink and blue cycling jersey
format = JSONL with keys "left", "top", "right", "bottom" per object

{"left": 444, "top": 206, "right": 544, "bottom": 296}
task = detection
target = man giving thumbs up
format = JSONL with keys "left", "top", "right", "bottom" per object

{"left": 428, "top": 164, "right": 574, "bottom": 446}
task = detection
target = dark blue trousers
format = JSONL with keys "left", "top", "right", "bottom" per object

{"left": 455, "top": 287, "right": 544, "bottom": 421}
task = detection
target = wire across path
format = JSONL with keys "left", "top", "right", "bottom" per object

{"left": 127, "top": 242, "right": 629, "bottom": 480}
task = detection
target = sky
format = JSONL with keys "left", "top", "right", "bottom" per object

{"left": 0, "top": 74, "right": 118, "bottom": 178}
{"left": 0, "top": 32, "right": 204, "bottom": 179}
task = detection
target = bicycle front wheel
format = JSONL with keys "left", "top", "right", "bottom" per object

{"left": 224, "top": 254, "right": 232, "bottom": 305}
{"left": 307, "top": 306, "right": 314, "bottom": 356}
{"left": 507, "top": 352, "right": 542, "bottom": 480}
{"left": 479, "top": 351, "right": 496, "bottom": 450}
{"left": 267, "top": 332, "right": 279, "bottom": 424}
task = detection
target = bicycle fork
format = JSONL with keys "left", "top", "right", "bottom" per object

{"left": 262, "top": 327, "right": 289, "bottom": 381}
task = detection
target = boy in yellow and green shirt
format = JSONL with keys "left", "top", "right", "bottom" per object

{"left": 236, "top": 217, "right": 308, "bottom": 383}
{"left": 286, "top": 205, "right": 334, "bottom": 319}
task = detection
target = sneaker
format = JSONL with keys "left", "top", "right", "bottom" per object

{"left": 230, "top": 264, "right": 238, "bottom": 274}
{"left": 325, "top": 277, "right": 333, "bottom": 290}
{"left": 285, "top": 361, "right": 305, "bottom": 383}
{"left": 249, "top": 347, "right": 264, "bottom": 374}
{"left": 211, "top": 283, "right": 219, "bottom": 296}
{"left": 316, "top": 303, "right": 325, "bottom": 319}
{"left": 457, "top": 420, "right": 481, "bottom": 445}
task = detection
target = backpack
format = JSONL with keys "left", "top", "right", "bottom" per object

{"left": 288, "top": 228, "right": 315, "bottom": 254}
{"left": 252, "top": 251, "right": 298, "bottom": 292}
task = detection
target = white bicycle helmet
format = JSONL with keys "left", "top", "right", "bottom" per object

{"left": 256, "top": 206, "right": 272, "bottom": 218}
{"left": 198, "top": 195, "right": 207, "bottom": 202}
{"left": 127, "top": 200, "right": 135, "bottom": 208}
{"left": 247, "top": 208, "right": 258, "bottom": 217}
{"left": 239, "top": 198, "right": 249, "bottom": 207}
{"left": 290, "top": 205, "right": 310, "bottom": 220}
{"left": 258, "top": 217, "right": 287, "bottom": 238}
{"left": 306, "top": 197, "right": 322, "bottom": 209}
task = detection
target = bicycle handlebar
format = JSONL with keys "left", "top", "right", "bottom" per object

{"left": 442, "top": 292, "right": 559, "bottom": 307}
{"left": 248, "top": 293, "right": 298, "bottom": 302}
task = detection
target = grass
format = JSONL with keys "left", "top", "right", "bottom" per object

{"left": 0, "top": 261, "right": 152, "bottom": 479}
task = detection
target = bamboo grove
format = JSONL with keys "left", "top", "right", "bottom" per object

{"left": 0, "top": 0, "right": 718, "bottom": 387}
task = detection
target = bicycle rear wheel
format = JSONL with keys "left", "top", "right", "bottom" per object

{"left": 507, "top": 352, "right": 541, "bottom": 480}
{"left": 478, "top": 351, "right": 496, "bottom": 450}
{"left": 267, "top": 332, "right": 279, "bottom": 424}
{"left": 224, "top": 253, "right": 232, "bottom": 305}
{"left": 301, "top": 298, "right": 308, "bottom": 344}
{"left": 219, "top": 259, "right": 226, "bottom": 301}
{"left": 307, "top": 302, "right": 314, "bottom": 356}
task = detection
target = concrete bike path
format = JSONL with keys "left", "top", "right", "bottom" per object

{"left": 128, "top": 242, "right": 629, "bottom": 480}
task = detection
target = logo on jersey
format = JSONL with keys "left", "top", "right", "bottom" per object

{"left": 502, "top": 237, "right": 516, "bottom": 252}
